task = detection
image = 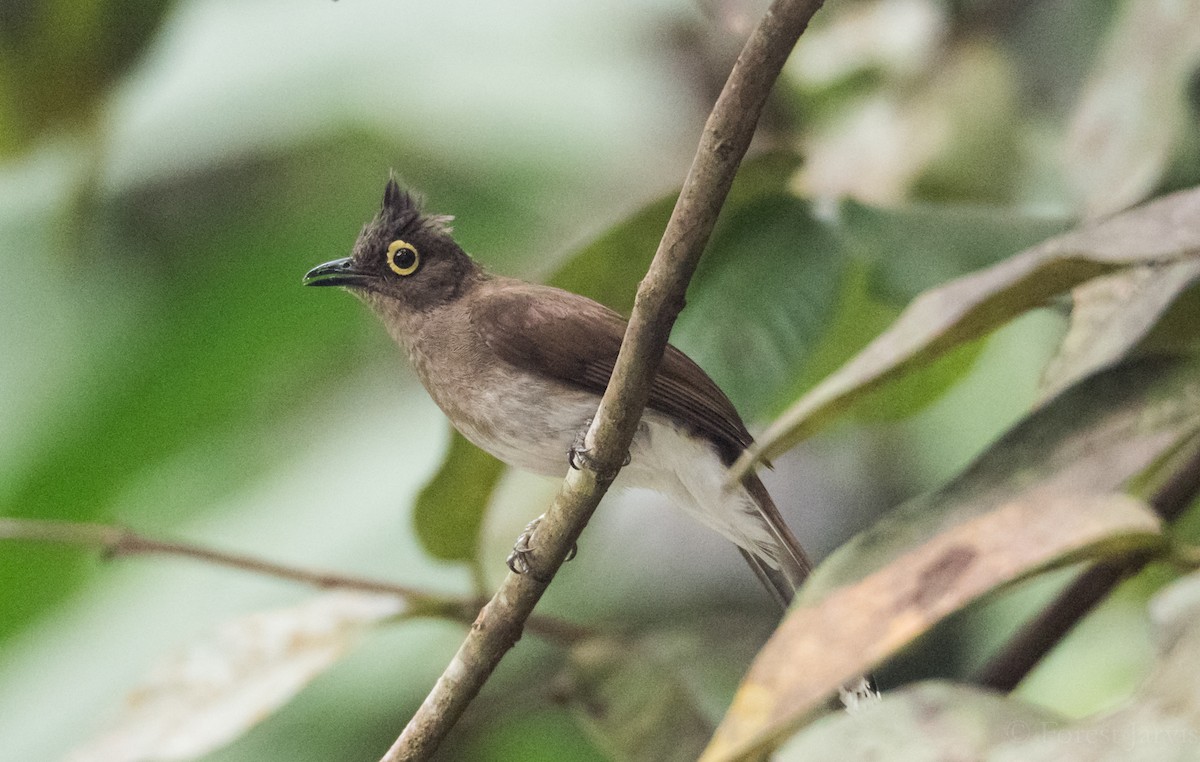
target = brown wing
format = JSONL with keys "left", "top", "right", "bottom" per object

{"left": 470, "top": 280, "right": 753, "bottom": 461}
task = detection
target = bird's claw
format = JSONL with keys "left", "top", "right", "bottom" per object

{"left": 839, "top": 676, "right": 881, "bottom": 712}
{"left": 506, "top": 515, "right": 578, "bottom": 577}
{"left": 506, "top": 521, "right": 536, "bottom": 575}
{"left": 568, "top": 421, "right": 631, "bottom": 472}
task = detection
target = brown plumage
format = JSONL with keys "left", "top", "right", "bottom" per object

{"left": 305, "top": 178, "right": 812, "bottom": 605}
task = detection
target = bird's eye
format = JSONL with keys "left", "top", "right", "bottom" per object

{"left": 386, "top": 240, "right": 420, "bottom": 276}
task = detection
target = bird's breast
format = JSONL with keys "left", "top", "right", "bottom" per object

{"left": 407, "top": 331, "right": 599, "bottom": 477}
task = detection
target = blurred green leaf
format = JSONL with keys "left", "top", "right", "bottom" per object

{"left": 772, "top": 260, "right": 900, "bottom": 411}
{"left": 800, "top": 355, "right": 1200, "bottom": 602}
{"left": 847, "top": 335, "right": 986, "bottom": 424}
{"left": 548, "top": 150, "right": 802, "bottom": 314}
{"left": 454, "top": 707, "right": 608, "bottom": 762}
{"left": 738, "top": 184, "right": 1200, "bottom": 469}
{"left": 684, "top": 197, "right": 1070, "bottom": 423}
{"left": 558, "top": 636, "right": 714, "bottom": 762}
{"left": 776, "top": 681, "right": 1064, "bottom": 759}
{"left": 0, "top": 0, "right": 172, "bottom": 155}
{"left": 549, "top": 193, "right": 674, "bottom": 316}
{"left": 788, "top": 203, "right": 1067, "bottom": 424}
{"left": 840, "top": 200, "right": 1072, "bottom": 303}
{"left": 675, "top": 194, "right": 846, "bottom": 419}
{"left": 0, "top": 133, "right": 548, "bottom": 639}
{"left": 413, "top": 431, "right": 505, "bottom": 563}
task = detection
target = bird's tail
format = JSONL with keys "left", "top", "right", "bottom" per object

{"left": 740, "top": 474, "right": 882, "bottom": 709}
{"left": 741, "top": 472, "right": 812, "bottom": 608}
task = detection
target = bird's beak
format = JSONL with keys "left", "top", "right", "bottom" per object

{"left": 303, "top": 257, "right": 372, "bottom": 288}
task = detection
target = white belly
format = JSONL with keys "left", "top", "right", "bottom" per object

{"left": 441, "top": 372, "right": 602, "bottom": 477}
{"left": 406, "top": 326, "right": 782, "bottom": 568}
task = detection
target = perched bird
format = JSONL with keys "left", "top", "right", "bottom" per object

{"left": 304, "top": 178, "right": 812, "bottom": 605}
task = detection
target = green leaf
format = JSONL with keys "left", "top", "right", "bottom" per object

{"left": 674, "top": 195, "right": 846, "bottom": 419}
{"left": 548, "top": 150, "right": 803, "bottom": 314}
{"left": 736, "top": 184, "right": 1200, "bottom": 471}
{"left": 413, "top": 430, "right": 506, "bottom": 563}
{"left": 549, "top": 194, "right": 674, "bottom": 316}
{"left": 777, "top": 681, "right": 1065, "bottom": 758}
{"left": 770, "top": 260, "right": 901, "bottom": 415}
{"left": 839, "top": 200, "right": 1072, "bottom": 304}
{"left": 559, "top": 636, "right": 714, "bottom": 762}
{"left": 775, "top": 203, "right": 1067, "bottom": 425}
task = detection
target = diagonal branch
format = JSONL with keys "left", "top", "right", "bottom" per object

{"left": 382, "top": 1, "right": 828, "bottom": 760}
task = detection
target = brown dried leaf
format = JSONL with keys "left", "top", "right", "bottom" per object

{"left": 700, "top": 494, "right": 1162, "bottom": 761}
{"left": 771, "top": 572, "right": 1200, "bottom": 760}
{"left": 66, "top": 592, "right": 405, "bottom": 762}
{"left": 802, "top": 356, "right": 1200, "bottom": 601}
{"left": 733, "top": 185, "right": 1200, "bottom": 476}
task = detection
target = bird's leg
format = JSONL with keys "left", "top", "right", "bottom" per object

{"left": 567, "top": 417, "right": 631, "bottom": 473}
{"left": 838, "top": 676, "right": 881, "bottom": 711}
{"left": 509, "top": 418, "right": 632, "bottom": 578}
{"left": 506, "top": 515, "right": 577, "bottom": 578}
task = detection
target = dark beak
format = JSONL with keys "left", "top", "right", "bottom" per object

{"left": 303, "top": 258, "right": 373, "bottom": 288}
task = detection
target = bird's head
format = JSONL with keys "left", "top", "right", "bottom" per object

{"left": 304, "top": 177, "right": 480, "bottom": 314}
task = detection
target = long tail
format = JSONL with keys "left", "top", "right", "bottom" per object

{"left": 741, "top": 473, "right": 812, "bottom": 608}
{"left": 741, "top": 475, "right": 882, "bottom": 706}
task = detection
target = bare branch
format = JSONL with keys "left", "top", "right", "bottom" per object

{"left": 0, "top": 517, "right": 590, "bottom": 646}
{"left": 382, "top": 1, "right": 828, "bottom": 759}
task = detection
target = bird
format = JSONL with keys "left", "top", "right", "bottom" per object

{"left": 304, "top": 177, "right": 812, "bottom": 606}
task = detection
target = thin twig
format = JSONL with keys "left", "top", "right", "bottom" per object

{"left": 381, "top": 2, "right": 827, "bottom": 760}
{"left": 973, "top": 440, "right": 1200, "bottom": 691}
{"left": 0, "top": 517, "right": 591, "bottom": 646}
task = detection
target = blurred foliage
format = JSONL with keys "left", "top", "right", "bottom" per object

{"left": 2, "top": 0, "right": 1200, "bottom": 761}
{"left": 0, "top": 0, "right": 172, "bottom": 154}
{"left": 413, "top": 429, "right": 504, "bottom": 566}
{"left": 801, "top": 356, "right": 1200, "bottom": 602}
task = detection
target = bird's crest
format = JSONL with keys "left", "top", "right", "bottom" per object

{"left": 380, "top": 174, "right": 454, "bottom": 236}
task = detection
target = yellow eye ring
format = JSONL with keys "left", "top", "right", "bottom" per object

{"left": 386, "top": 240, "right": 420, "bottom": 276}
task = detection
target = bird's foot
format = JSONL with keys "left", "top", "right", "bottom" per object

{"left": 567, "top": 419, "right": 631, "bottom": 473}
{"left": 506, "top": 515, "right": 577, "bottom": 578}
{"left": 838, "top": 676, "right": 881, "bottom": 712}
